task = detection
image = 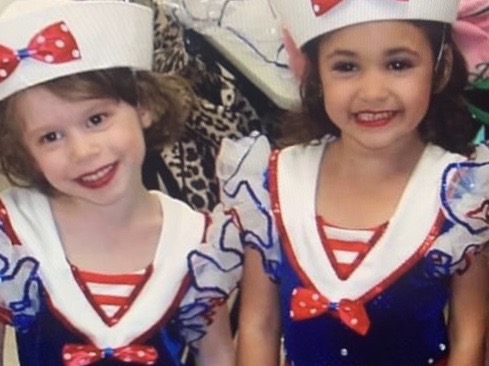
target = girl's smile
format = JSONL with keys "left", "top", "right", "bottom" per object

{"left": 353, "top": 110, "right": 398, "bottom": 128}
{"left": 16, "top": 85, "right": 152, "bottom": 207}
{"left": 318, "top": 20, "right": 435, "bottom": 152}
{"left": 75, "top": 162, "right": 119, "bottom": 189}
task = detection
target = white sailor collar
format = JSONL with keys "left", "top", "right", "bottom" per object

{"left": 270, "top": 139, "right": 463, "bottom": 302}
{"left": 0, "top": 188, "right": 205, "bottom": 348}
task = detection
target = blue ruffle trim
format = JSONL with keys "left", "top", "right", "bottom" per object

{"left": 441, "top": 159, "right": 489, "bottom": 236}
{"left": 437, "top": 143, "right": 489, "bottom": 274}
{"left": 0, "top": 248, "right": 41, "bottom": 332}
{"left": 172, "top": 207, "right": 243, "bottom": 348}
{"left": 217, "top": 133, "right": 282, "bottom": 281}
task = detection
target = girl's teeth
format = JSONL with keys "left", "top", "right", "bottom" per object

{"left": 81, "top": 165, "right": 113, "bottom": 182}
{"left": 357, "top": 112, "right": 393, "bottom": 121}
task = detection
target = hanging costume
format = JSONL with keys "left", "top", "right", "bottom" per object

{"left": 146, "top": 0, "right": 265, "bottom": 212}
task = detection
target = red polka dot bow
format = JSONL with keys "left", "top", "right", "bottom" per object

{"left": 62, "top": 344, "right": 158, "bottom": 366}
{"left": 311, "top": 0, "right": 409, "bottom": 16}
{"left": 0, "top": 21, "right": 81, "bottom": 83}
{"left": 290, "top": 287, "right": 370, "bottom": 335}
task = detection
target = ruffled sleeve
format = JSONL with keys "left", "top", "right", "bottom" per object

{"left": 432, "top": 142, "right": 489, "bottom": 274}
{"left": 174, "top": 206, "right": 243, "bottom": 346}
{"left": 0, "top": 200, "right": 40, "bottom": 331}
{"left": 216, "top": 132, "right": 281, "bottom": 281}
{"left": 170, "top": 133, "right": 282, "bottom": 346}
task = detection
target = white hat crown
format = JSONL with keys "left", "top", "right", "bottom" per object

{"left": 271, "top": 0, "right": 461, "bottom": 48}
{"left": 0, "top": 0, "right": 153, "bottom": 100}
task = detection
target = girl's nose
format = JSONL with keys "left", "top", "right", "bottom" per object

{"left": 68, "top": 133, "right": 100, "bottom": 162}
{"left": 357, "top": 70, "right": 390, "bottom": 102}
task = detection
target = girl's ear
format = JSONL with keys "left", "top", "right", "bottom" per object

{"left": 137, "top": 105, "right": 153, "bottom": 129}
{"left": 433, "top": 45, "right": 454, "bottom": 94}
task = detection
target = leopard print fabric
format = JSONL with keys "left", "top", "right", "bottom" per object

{"left": 149, "top": 2, "right": 263, "bottom": 211}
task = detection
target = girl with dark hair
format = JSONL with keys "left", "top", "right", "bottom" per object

{"left": 217, "top": 0, "right": 489, "bottom": 365}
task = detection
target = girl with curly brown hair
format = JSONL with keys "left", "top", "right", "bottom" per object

{"left": 0, "top": 1, "right": 241, "bottom": 365}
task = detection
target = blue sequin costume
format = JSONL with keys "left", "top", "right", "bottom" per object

{"left": 218, "top": 133, "right": 489, "bottom": 366}
{"left": 0, "top": 189, "right": 242, "bottom": 365}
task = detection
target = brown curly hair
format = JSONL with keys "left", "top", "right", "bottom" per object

{"left": 0, "top": 67, "right": 192, "bottom": 194}
{"left": 278, "top": 21, "right": 480, "bottom": 156}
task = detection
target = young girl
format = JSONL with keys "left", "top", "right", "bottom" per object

{"left": 0, "top": 0, "right": 241, "bottom": 365}
{"left": 217, "top": 0, "right": 489, "bottom": 365}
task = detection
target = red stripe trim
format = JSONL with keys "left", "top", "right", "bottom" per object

{"left": 71, "top": 265, "right": 152, "bottom": 326}
{"left": 335, "top": 263, "right": 354, "bottom": 279}
{"left": 71, "top": 265, "right": 118, "bottom": 326}
{"left": 44, "top": 268, "right": 193, "bottom": 346}
{"left": 327, "top": 239, "right": 371, "bottom": 253}
{"left": 0, "top": 307, "right": 12, "bottom": 324}
{"left": 91, "top": 294, "right": 128, "bottom": 307}
{"left": 0, "top": 200, "right": 21, "bottom": 245}
{"left": 315, "top": 212, "right": 347, "bottom": 279}
{"left": 109, "top": 265, "right": 153, "bottom": 325}
{"left": 77, "top": 270, "right": 145, "bottom": 285}
{"left": 269, "top": 150, "right": 315, "bottom": 290}
{"left": 317, "top": 218, "right": 388, "bottom": 279}
{"left": 202, "top": 213, "right": 212, "bottom": 243}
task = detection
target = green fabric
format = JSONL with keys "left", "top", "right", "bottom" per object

{"left": 467, "top": 102, "right": 489, "bottom": 126}
{"left": 466, "top": 79, "right": 488, "bottom": 142}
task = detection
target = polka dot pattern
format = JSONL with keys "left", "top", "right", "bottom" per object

{"left": 0, "top": 21, "right": 81, "bottom": 84}
{"left": 311, "top": 0, "right": 409, "bottom": 17}
{"left": 290, "top": 286, "right": 371, "bottom": 335}
{"left": 310, "top": 0, "right": 342, "bottom": 16}
{"left": 62, "top": 344, "right": 158, "bottom": 365}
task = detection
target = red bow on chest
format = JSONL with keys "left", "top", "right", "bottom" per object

{"left": 290, "top": 287, "right": 370, "bottom": 335}
{"left": 311, "top": 0, "right": 409, "bottom": 17}
{"left": 62, "top": 344, "right": 158, "bottom": 366}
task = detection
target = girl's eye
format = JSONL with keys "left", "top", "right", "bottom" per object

{"left": 332, "top": 62, "right": 358, "bottom": 73}
{"left": 40, "top": 131, "right": 63, "bottom": 144}
{"left": 87, "top": 113, "right": 106, "bottom": 127}
{"left": 388, "top": 59, "right": 413, "bottom": 71}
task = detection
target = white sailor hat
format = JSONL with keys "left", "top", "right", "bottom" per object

{"left": 0, "top": 0, "right": 153, "bottom": 100}
{"left": 271, "top": 0, "right": 461, "bottom": 49}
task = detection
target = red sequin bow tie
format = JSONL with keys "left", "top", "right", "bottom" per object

{"left": 311, "top": 0, "right": 409, "bottom": 16}
{"left": 290, "top": 287, "right": 370, "bottom": 335}
{"left": 0, "top": 21, "right": 81, "bottom": 83}
{"left": 62, "top": 344, "right": 158, "bottom": 365}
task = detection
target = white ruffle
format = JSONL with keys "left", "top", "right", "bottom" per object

{"left": 0, "top": 187, "right": 244, "bottom": 350}
{"left": 0, "top": 224, "right": 40, "bottom": 331}
{"left": 216, "top": 134, "right": 489, "bottom": 284}
{"left": 173, "top": 203, "right": 243, "bottom": 346}
{"left": 432, "top": 142, "right": 489, "bottom": 274}
{"left": 216, "top": 132, "right": 281, "bottom": 280}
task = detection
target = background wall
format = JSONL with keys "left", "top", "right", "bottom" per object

{"left": 0, "top": 0, "right": 15, "bottom": 12}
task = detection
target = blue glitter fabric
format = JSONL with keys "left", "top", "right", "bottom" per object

{"left": 0, "top": 189, "right": 242, "bottom": 365}
{"left": 218, "top": 133, "right": 489, "bottom": 366}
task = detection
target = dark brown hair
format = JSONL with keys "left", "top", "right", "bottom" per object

{"left": 0, "top": 67, "right": 192, "bottom": 194}
{"left": 278, "top": 21, "right": 480, "bottom": 156}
